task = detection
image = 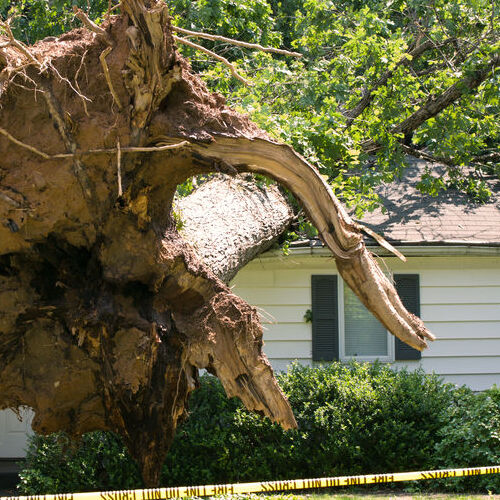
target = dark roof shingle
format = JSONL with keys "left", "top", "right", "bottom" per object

{"left": 357, "top": 157, "right": 500, "bottom": 246}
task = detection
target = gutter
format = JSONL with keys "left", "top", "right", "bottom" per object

{"left": 258, "top": 243, "right": 500, "bottom": 259}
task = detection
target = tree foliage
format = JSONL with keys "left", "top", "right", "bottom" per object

{"left": 2, "top": 0, "right": 498, "bottom": 215}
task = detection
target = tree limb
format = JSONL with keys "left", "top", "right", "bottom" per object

{"left": 177, "top": 175, "right": 294, "bottom": 283}
{"left": 361, "top": 53, "right": 500, "bottom": 153}
{"left": 173, "top": 35, "right": 251, "bottom": 85}
{"left": 184, "top": 136, "right": 435, "bottom": 350}
{"left": 172, "top": 26, "right": 302, "bottom": 58}
{"left": 344, "top": 38, "right": 456, "bottom": 126}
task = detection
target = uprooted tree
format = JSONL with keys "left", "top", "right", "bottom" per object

{"left": 0, "top": 0, "right": 440, "bottom": 486}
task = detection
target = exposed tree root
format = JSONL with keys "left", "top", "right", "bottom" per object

{"left": 100, "top": 46, "right": 123, "bottom": 109}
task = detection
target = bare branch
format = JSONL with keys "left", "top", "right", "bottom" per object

{"left": 73, "top": 6, "right": 109, "bottom": 40}
{"left": 172, "top": 26, "right": 302, "bottom": 58}
{"left": 473, "top": 150, "right": 500, "bottom": 164}
{"left": 173, "top": 35, "right": 252, "bottom": 86}
{"left": 400, "top": 144, "right": 456, "bottom": 168}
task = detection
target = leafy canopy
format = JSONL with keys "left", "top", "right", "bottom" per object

{"left": 1, "top": 0, "right": 498, "bottom": 218}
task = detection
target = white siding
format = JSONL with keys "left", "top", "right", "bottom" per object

{"left": 232, "top": 253, "right": 500, "bottom": 391}
{"left": 0, "top": 409, "right": 32, "bottom": 458}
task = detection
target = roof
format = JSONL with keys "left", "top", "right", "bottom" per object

{"left": 291, "top": 156, "right": 500, "bottom": 250}
{"left": 357, "top": 157, "right": 500, "bottom": 246}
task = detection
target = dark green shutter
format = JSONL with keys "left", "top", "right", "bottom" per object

{"left": 311, "top": 275, "right": 338, "bottom": 361}
{"left": 394, "top": 274, "right": 421, "bottom": 360}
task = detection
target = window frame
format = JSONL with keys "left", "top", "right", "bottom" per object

{"left": 337, "top": 276, "right": 395, "bottom": 363}
{"left": 311, "top": 272, "right": 422, "bottom": 363}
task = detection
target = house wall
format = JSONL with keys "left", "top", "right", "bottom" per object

{"left": 231, "top": 250, "right": 500, "bottom": 391}
{"left": 0, "top": 409, "right": 32, "bottom": 459}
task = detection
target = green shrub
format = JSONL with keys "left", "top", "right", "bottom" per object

{"left": 18, "top": 432, "right": 141, "bottom": 494}
{"left": 17, "top": 363, "right": 499, "bottom": 495}
{"left": 430, "top": 385, "right": 500, "bottom": 493}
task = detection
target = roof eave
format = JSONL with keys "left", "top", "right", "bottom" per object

{"left": 260, "top": 242, "right": 500, "bottom": 259}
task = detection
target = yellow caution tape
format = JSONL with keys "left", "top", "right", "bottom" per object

{"left": 3, "top": 465, "right": 500, "bottom": 500}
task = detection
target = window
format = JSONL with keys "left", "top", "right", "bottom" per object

{"left": 311, "top": 274, "right": 421, "bottom": 362}
{"left": 342, "top": 283, "right": 391, "bottom": 359}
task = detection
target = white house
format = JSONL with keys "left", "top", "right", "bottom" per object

{"left": 232, "top": 158, "right": 500, "bottom": 390}
{"left": 1, "top": 157, "right": 499, "bottom": 468}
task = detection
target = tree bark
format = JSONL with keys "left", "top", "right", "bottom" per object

{"left": 176, "top": 175, "right": 293, "bottom": 283}
{"left": 0, "top": 0, "right": 433, "bottom": 486}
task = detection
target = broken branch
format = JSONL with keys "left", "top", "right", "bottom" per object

{"left": 73, "top": 6, "right": 109, "bottom": 40}
{"left": 353, "top": 221, "right": 407, "bottom": 262}
{"left": 172, "top": 26, "right": 302, "bottom": 58}
{"left": 173, "top": 35, "right": 251, "bottom": 86}
{"left": 185, "top": 136, "right": 435, "bottom": 350}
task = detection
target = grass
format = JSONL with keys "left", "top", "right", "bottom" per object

{"left": 304, "top": 493, "right": 500, "bottom": 499}
{"left": 215, "top": 493, "right": 500, "bottom": 500}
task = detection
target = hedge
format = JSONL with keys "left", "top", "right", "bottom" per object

{"left": 17, "top": 362, "right": 500, "bottom": 494}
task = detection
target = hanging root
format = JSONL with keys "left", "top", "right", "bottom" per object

{"left": 72, "top": 6, "right": 121, "bottom": 110}
{"left": 74, "top": 49, "right": 90, "bottom": 116}
{"left": 99, "top": 46, "right": 123, "bottom": 109}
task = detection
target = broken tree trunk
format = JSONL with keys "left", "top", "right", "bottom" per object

{"left": 0, "top": 0, "right": 434, "bottom": 486}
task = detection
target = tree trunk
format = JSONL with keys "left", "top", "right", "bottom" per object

{"left": 176, "top": 175, "right": 293, "bottom": 283}
{"left": 0, "top": 0, "right": 433, "bottom": 486}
